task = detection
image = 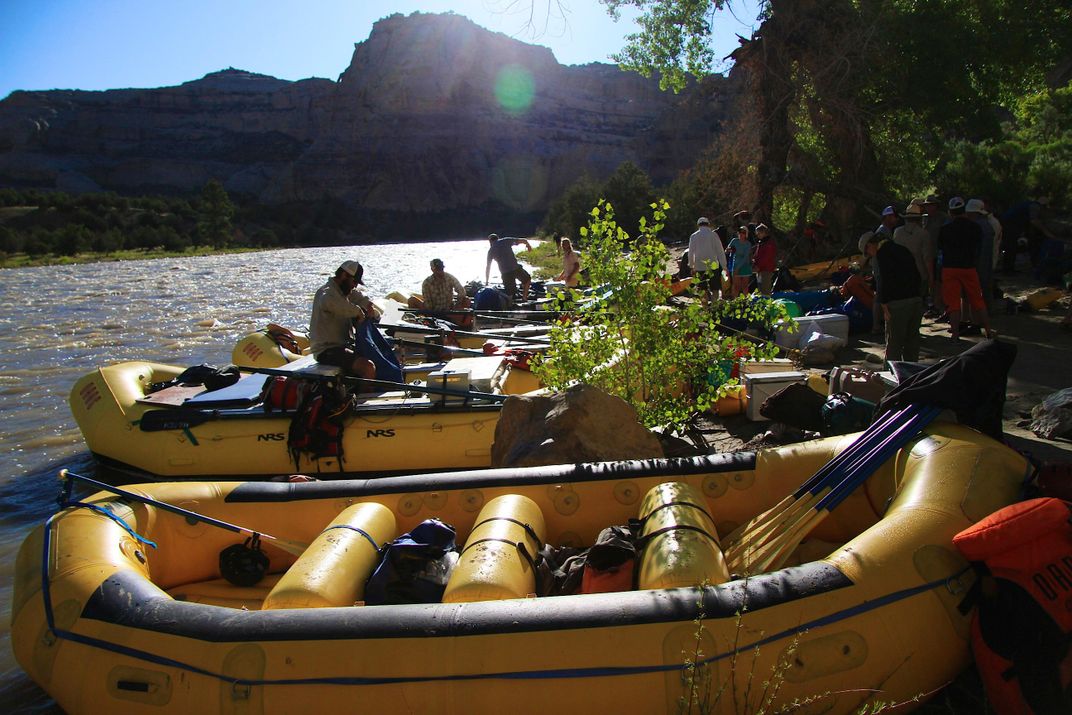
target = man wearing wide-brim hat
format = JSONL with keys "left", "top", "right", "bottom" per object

{"left": 893, "top": 202, "right": 934, "bottom": 300}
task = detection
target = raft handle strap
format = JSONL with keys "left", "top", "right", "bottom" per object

{"left": 322, "top": 524, "right": 380, "bottom": 552}
{"left": 638, "top": 524, "right": 721, "bottom": 549}
{"left": 638, "top": 500, "right": 716, "bottom": 526}
{"left": 470, "top": 516, "right": 543, "bottom": 550}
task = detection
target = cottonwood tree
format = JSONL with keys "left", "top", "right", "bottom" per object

{"left": 599, "top": 0, "right": 1072, "bottom": 237}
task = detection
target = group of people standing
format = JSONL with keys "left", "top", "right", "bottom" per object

{"left": 687, "top": 211, "right": 777, "bottom": 302}
{"left": 860, "top": 195, "right": 1003, "bottom": 364}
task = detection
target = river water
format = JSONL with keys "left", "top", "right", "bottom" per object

{"left": 0, "top": 239, "right": 504, "bottom": 712}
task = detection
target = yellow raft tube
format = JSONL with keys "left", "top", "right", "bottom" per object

{"left": 70, "top": 360, "right": 508, "bottom": 480}
{"left": 13, "top": 423, "right": 1027, "bottom": 713}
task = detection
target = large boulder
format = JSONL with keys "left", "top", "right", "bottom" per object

{"left": 1031, "top": 387, "right": 1072, "bottom": 440}
{"left": 491, "top": 385, "right": 664, "bottom": 467}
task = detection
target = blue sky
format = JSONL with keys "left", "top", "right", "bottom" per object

{"left": 0, "top": 0, "right": 760, "bottom": 99}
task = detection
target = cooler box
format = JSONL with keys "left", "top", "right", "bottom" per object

{"left": 744, "top": 371, "right": 807, "bottom": 421}
{"left": 740, "top": 358, "right": 796, "bottom": 376}
{"left": 775, "top": 313, "right": 850, "bottom": 349}
{"left": 441, "top": 356, "right": 505, "bottom": 393}
{"left": 426, "top": 368, "right": 471, "bottom": 405}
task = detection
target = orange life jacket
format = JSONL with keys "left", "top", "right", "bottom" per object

{"left": 953, "top": 498, "right": 1072, "bottom": 714}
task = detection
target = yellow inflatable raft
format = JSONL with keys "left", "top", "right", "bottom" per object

{"left": 789, "top": 255, "right": 863, "bottom": 282}
{"left": 13, "top": 423, "right": 1028, "bottom": 713}
{"left": 70, "top": 358, "right": 514, "bottom": 480}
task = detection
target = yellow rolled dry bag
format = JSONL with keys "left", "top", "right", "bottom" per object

{"left": 637, "top": 481, "right": 730, "bottom": 590}
{"left": 262, "top": 502, "right": 396, "bottom": 609}
{"left": 442, "top": 494, "right": 545, "bottom": 603}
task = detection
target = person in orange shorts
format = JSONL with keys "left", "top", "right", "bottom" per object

{"left": 938, "top": 197, "right": 993, "bottom": 341}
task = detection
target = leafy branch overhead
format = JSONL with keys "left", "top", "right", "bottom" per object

{"left": 598, "top": 0, "right": 1072, "bottom": 235}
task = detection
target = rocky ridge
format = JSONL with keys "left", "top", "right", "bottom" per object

{"left": 0, "top": 11, "right": 735, "bottom": 236}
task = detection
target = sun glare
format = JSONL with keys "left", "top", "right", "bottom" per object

{"left": 493, "top": 64, "right": 534, "bottom": 113}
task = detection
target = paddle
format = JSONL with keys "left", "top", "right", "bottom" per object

{"left": 389, "top": 337, "right": 486, "bottom": 356}
{"left": 721, "top": 405, "right": 913, "bottom": 552}
{"left": 58, "top": 469, "right": 309, "bottom": 556}
{"left": 379, "top": 322, "right": 550, "bottom": 346}
{"left": 729, "top": 404, "right": 940, "bottom": 574}
{"left": 726, "top": 410, "right": 923, "bottom": 567}
{"left": 239, "top": 365, "right": 509, "bottom": 403}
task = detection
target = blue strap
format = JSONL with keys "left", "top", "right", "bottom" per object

{"left": 62, "top": 500, "right": 158, "bottom": 550}
{"left": 321, "top": 524, "right": 379, "bottom": 552}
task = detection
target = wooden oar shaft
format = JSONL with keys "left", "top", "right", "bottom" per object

{"left": 380, "top": 323, "right": 549, "bottom": 345}
{"left": 390, "top": 337, "right": 485, "bottom": 355}
{"left": 722, "top": 406, "right": 911, "bottom": 551}
{"left": 730, "top": 405, "right": 940, "bottom": 574}
{"left": 237, "top": 365, "right": 507, "bottom": 403}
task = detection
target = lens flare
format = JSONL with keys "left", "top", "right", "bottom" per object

{"left": 491, "top": 156, "right": 547, "bottom": 211}
{"left": 494, "top": 65, "right": 535, "bottom": 114}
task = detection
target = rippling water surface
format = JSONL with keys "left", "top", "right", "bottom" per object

{"left": 0, "top": 240, "right": 499, "bottom": 712}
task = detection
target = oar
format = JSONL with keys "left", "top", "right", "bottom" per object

{"left": 721, "top": 405, "right": 913, "bottom": 552}
{"left": 58, "top": 469, "right": 309, "bottom": 556}
{"left": 725, "top": 409, "right": 924, "bottom": 568}
{"left": 389, "top": 337, "right": 486, "bottom": 356}
{"left": 728, "top": 405, "right": 935, "bottom": 567}
{"left": 732, "top": 405, "right": 940, "bottom": 574}
{"left": 379, "top": 322, "right": 550, "bottom": 345}
{"left": 239, "top": 365, "right": 508, "bottom": 403}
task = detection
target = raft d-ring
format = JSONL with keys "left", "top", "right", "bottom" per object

{"left": 945, "top": 574, "right": 967, "bottom": 596}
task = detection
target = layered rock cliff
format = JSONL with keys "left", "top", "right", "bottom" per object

{"left": 0, "top": 11, "right": 734, "bottom": 234}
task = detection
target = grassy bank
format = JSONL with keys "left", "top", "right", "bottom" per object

{"left": 0, "top": 246, "right": 264, "bottom": 269}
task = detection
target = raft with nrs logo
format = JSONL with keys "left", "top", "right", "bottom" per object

{"left": 69, "top": 360, "right": 504, "bottom": 480}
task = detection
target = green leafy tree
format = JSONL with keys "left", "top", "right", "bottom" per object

{"left": 935, "top": 81, "right": 1072, "bottom": 208}
{"left": 601, "top": 161, "right": 656, "bottom": 240}
{"left": 196, "top": 179, "right": 235, "bottom": 247}
{"left": 600, "top": 0, "right": 1072, "bottom": 236}
{"left": 534, "top": 199, "right": 790, "bottom": 428}
{"left": 544, "top": 175, "right": 603, "bottom": 239}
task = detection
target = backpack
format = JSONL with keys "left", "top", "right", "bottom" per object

{"left": 262, "top": 376, "right": 304, "bottom": 412}
{"left": 953, "top": 498, "right": 1072, "bottom": 714}
{"left": 364, "top": 519, "right": 459, "bottom": 605}
{"left": 287, "top": 382, "right": 350, "bottom": 470}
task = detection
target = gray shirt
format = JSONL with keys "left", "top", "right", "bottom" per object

{"left": 309, "top": 279, "right": 373, "bottom": 355}
{"left": 487, "top": 238, "right": 523, "bottom": 274}
{"left": 893, "top": 221, "right": 933, "bottom": 292}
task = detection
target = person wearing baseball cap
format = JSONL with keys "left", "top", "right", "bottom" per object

{"left": 860, "top": 230, "right": 923, "bottom": 362}
{"left": 688, "top": 216, "right": 728, "bottom": 303}
{"left": 409, "top": 258, "right": 473, "bottom": 328}
{"left": 938, "top": 198, "right": 993, "bottom": 341}
{"left": 308, "top": 260, "right": 377, "bottom": 380}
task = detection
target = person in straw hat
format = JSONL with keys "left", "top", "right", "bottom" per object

{"left": 893, "top": 200, "right": 933, "bottom": 299}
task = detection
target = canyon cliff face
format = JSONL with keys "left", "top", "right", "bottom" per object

{"left": 0, "top": 12, "right": 734, "bottom": 235}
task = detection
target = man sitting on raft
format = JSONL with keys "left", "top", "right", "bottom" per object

{"left": 408, "top": 258, "right": 473, "bottom": 328}
{"left": 309, "top": 261, "right": 378, "bottom": 380}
